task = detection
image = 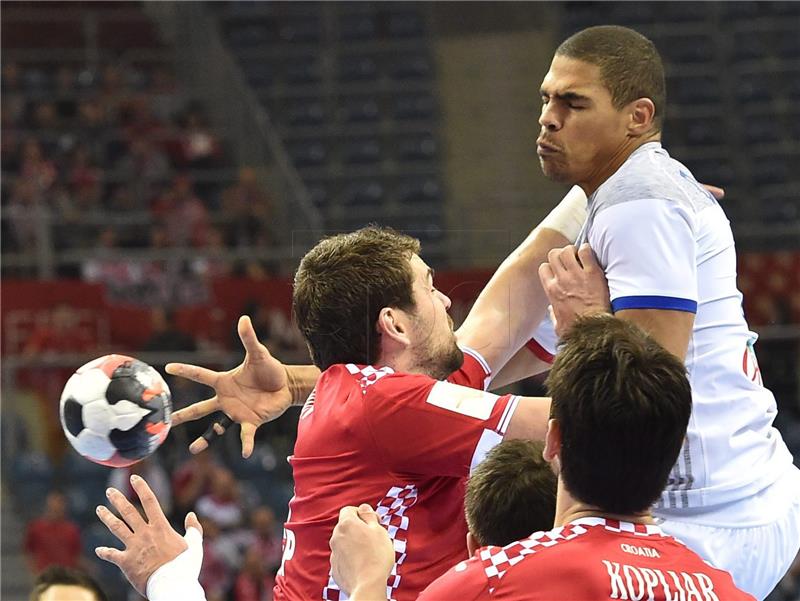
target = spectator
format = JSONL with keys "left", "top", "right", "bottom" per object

{"left": 147, "top": 66, "right": 181, "bottom": 123}
{"left": 191, "top": 226, "right": 232, "bottom": 280}
{"left": 196, "top": 467, "right": 245, "bottom": 531}
{"left": 236, "top": 506, "right": 283, "bottom": 574}
{"left": 30, "top": 565, "right": 108, "bottom": 601}
{"left": 19, "top": 138, "right": 57, "bottom": 191}
{"left": 6, "top": 177, "right": 43, "bottom": 251}
{"left": 232, "top": 545, "right": 274, "bottom": 601}
{"left": 23, "top": 304, "right": 95, "bottom": 357}
{"left": 24, "top": 492, "right": 82, "bottom": 574}
{"left": 53, "top": 65, "right": 78, "bottom": 121}
{"left": 172, "top": 450, "right": 221, "bottom": 517}
{"left": 151, "top": 174, "right": 209, "bottom": 247}
{"left": 175, "top": 104, "right": 221, "bottom": 169}
{"left": 221, "top": 167, "right": 273, "bottom": 247}
{"left": 198, "top": 515, "right": 235, "bottom": 601}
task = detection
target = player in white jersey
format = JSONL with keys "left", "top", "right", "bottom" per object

{"left": 528, "top": 25, "right": 800, "bottom": 599}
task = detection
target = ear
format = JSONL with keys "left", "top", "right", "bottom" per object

{"left": 543, "top": 418, "right": 561, "bottom": 463}
{"left": 375, "top": 307, "right": 411, "bottom": 347}
{"left": 627, "top": 97, "right": 656, "bottom": 135}
{"left": 467, "top": 531, "right": 480, "bottom": 556}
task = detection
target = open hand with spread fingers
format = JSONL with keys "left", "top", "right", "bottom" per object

{"left": 538, "top": 243, "right": 611, "bottom": 337}
{"left": 95, "top": 475, "right": 203, "bottom": 597}
{"left": 165, "top": 315, "right": 294, "bottom": 458}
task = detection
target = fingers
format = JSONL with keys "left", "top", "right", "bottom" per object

{"left": 105, "top": 487, "right": 146, "bottom": 532}
{"left": 95, "top": 546, "right": 125, "bottom": 566}
{"left": 338, "top": 505, "right": 359, "bottom": 524}
{"left": 165, "top": 363, "right": 220, "bottom": 388}
{"left": 538, "top": 262, "right": 555, "bottom": 288}
{"left": 130, "top": 475, "right": 168, "bottom": 527}
{"left": 702, "top": 184, "right": 725, "bottom": 200}
{"left": 171, "top": 398, "right": 220, "bottom": 426}
{"left": 189, "top": 436, "right": 210, "bottom": 455}
{"left": 577, "top": 243, "right": 601, "bottom": 272}
{"left": 238, "top": 315, "right": 269, "bottom": 359}
{"left": 240, "top": 422, "right": 257, "bottom": 459}
{"left": 185, "top": 511, "right": 203, "bottom": 537}
{"left": 96, "top": 504, "right": 133, "bottom": 544}
{"left": 356, "top": 504, "right": 379, "bottom": 525}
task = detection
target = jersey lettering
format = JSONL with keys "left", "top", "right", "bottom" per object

{"left": 604, "top": 560, "right": 721, "bottom": 601}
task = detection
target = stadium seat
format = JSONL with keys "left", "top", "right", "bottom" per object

{"left": 340, "top": 14, "right": 377, "bottom": 40}
{"left": 284, "top": 56, "right": 321, "bottom": 84}
{"left": 339, "top": 55, "right": 379, "bottom": 82}
{"left": 393, "top": 94, "right": 436, "bottom": 120}
{"left": 342, "top": 181, "right": 384, "bottom": 206}
{"left": 288, "top": 141, "right": 327, "bottom": 167}
{"left": 343, "top": 138, "right": 383, "bottom": 165}
{"left": 287, "top": 99, "right": 326, "bottom": 127}
{"left": 10, "top": 453, "right": 53, "bottom": 518}
{"left": 397, "top": 135, "right": 437, "bottom": 162}
{"left": 397, "top": 177, "right": 442, "bottom": 204}
{"left": 341, "top": 96, "right": 381, "bottom": 123}
{"left": 279, "top": 17, "right": 322, "bottom": 43}
{"left": 386, "top": 11, "right": 426, "bottom": 38}
{"left": 390, "top": 54, "right": 433, "bottom": 80}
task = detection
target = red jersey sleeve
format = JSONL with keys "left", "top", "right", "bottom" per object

{"left": 418, "top": 556, "right": 488, "bottom": 601}
{"left": 363, "top": 372, "right": 520, "bottom": 478}
{"left": 447, "top": 347, "right": 492, "bottom": 389}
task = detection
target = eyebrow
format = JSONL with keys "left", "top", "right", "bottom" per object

{"left": 540, "top": 89, "right": 592, "bottom": 103}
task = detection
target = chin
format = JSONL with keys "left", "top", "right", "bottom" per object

{"left": 539, "top": 159, "right": 574, "bottom": 184}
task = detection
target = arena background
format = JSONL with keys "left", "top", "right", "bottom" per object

{"left": 2, "top": 1, "right": 798, "bottom": 599}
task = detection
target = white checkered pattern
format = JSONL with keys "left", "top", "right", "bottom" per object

{"left": 345, "top": 364, "right": 395, "bottom": 395}
{"left": 480, "top": 518, "right": 671, "bottom": 594}
{"left": 322, "top": 484, "right": 418, "bottom": 601}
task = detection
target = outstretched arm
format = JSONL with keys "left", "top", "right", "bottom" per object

{"left": 166, "top": 315, "right": 320, "bottom": 457}
{"left": 456, "top": 186, "right": 587, "bottom": 381}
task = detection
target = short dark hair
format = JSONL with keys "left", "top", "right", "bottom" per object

{"left": 545, "top": 314, "right": 691, "bottom": 515}
{"left": 556, "top": 25, "right": 666, "bottom": 130}
{"left": 465, "top": 440, "right": 557, "bottom": 547}
{"left": 292, "top": 227, "right": 421, "bottom": 370}
{"left": 30, "top": 566, "right": 108, "bottom": 601}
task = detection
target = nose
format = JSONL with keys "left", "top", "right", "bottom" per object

{"left": 437, "top": 289, "right": 452, "bottom": 310}
{"left": 539, "top": 102, "right": 561, "bottom": 131}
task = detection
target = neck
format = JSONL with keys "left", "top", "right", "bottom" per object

{"left": 553, "top": 478, "right": 654, "bottom": 528}
{"left": 579, "top": 131, "right": 660, "bottom": 197}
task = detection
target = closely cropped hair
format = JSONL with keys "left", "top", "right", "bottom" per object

{"left": 30, "top": 566, "right": 108, "bottom": 601}
{"left": 557, "top": 25, "right": 666, "bottom": 130}
{"left": 465, "top": 440, "right": 557, "bottom": 547}
{"left": 293, "top": 227, "right": 420, "bottom": 370}
{"left": 546, "top": 314, "right": 691, "bottom": 515}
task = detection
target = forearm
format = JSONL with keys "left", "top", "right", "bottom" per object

{"left": 458, "top": 227, "right": 568, "bottom": 369}
{"left": 285, "top": 364, "right": 321, "bottom": 406}
{"left": 489, "top": 346, "right": 551, "bottom": 390}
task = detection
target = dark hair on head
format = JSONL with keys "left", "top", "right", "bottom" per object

{"left": 465, "top": 439, "right": 557, "bottom": 547}
{"left": 292, "top": 226, "right": 421, "bottom": 370}
{"left": 545, "top": 314, "right": 691, "bottom": 515}
{"left": 556, "top": 25, "right": 666, "bottom": 130}
{"left": 30, "top": 566, "right": 108, "bottom": 601}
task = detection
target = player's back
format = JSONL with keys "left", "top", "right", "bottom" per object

{"left": 275, "top": 354, "right": 518, "bottom": 601}
{"left": 582, "top": 142, "right": 793, "bottom": 513}
{"left": 419, "top": 518, "right": 755, "bottom": 600}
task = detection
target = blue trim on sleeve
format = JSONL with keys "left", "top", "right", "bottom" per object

{"left": 611, "top": 295, "right": 698, "bottom": 314}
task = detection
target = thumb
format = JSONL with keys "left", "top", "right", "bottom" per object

{"left": 357, "top": 503, "right": 380, "bottom": 525}
{"left": 185, "top": 511, "right": 203, "bottom": 537}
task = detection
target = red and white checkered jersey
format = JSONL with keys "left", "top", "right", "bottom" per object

{"left": 419, "top": 517, "right": 754, "bottom": 601}
{"left": 274, "top": 349, "right": 521, "bottom": 601}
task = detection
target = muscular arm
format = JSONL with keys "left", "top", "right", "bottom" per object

{"left": 615, "top": 309, "right": 694, "bottom": 361}
{"left": 489, "top": 347, "right": 551, "bottom": 390}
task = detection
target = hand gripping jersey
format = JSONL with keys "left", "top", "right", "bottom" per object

{"left": 274, "top": 349, "right": 521, "bottom": 601}
{"left": 419, "top": 517, "right": 754, "bottom": 601}
{"left": 530, "top": 142, "right": 793, "bottom": 514}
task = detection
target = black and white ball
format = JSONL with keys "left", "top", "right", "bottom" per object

{"left": 60, "top": 355, "right": 172, "bottom": 467}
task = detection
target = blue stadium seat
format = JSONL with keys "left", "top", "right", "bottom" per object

{"left": 341, "top": 96, "right": 381, "bottom": 123}
{"left": 686, "top": 158, "right": 735, "bottom": 188}
{"left": 339, "top": 55, "right": 379, "bottom": 82}
{"left": 736, "top": 73, "right": 773, "bottom": 104}
{"left": 343, "top": 138, "right": 382, "bottom": 165}
{"left": 279, "top": 17, "right": 322, "bottom": 43}
{"left": 662, "top": 36, "right": 715, "bottom": 64}
{"left": 670, "top": 76, "right": 722, "bottom": 105}
{"left": 342, "top": 181, "right": 384, "bottom": 205}
{"left": 226, "top": 24, "right": 271, "bottom": 48}
{"left": 284, "top": 56, "right": 321, "bottom": 84}
{"left": 390, "top": 54, "right": 433, "bottom": 80}
{"left": 387, "top": 11, "right": 426, "bottom": 38}
{"left": 288, "top": 141, "right": 327, "bottom": 167}
{"left": 752, "top": 154, "right": 791, "bottom": 186}
{"left": 10, "top": 452, "right": 53, "bottom": 518}
{"left": 733, "top": 32, "right": 769, "bottom": 61}
{"left": 397, "top": 135, "right": 437, "bottom": 162}
{"left": 393, "top": 94, "right": 436, "bottom": 120}
{"left": 340, "top": 14, "right": 377, "bottom": 40}
{"left": 397, "top": 177, "right": 442, "bottom": 204}
{"left": 241, "top": 61, "right": 276, "bottom": 88}
{"left": 287, "top": 99, "right": 326, "bottom": 126}
{"left": 778, "top": 30, "right": 800, "bottom": 58}
{"left": 742, "top": 117, "right": 782, "bottom": 145}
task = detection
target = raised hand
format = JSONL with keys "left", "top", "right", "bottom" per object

{"left": 166, "top": 315, "right": 293, "bottom": 458}
{"left": 95, "top": 475, "right": 203, "bottom": 597}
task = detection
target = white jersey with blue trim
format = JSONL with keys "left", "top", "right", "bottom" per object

{"left": 535, "top": 141, "right": 793, "bottom": 512}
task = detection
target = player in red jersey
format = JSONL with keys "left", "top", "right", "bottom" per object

{"left": 329, "top": 315, "right": 754, "bottom": 601}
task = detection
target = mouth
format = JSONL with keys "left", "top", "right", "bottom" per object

{"left": 536, "top": 140, "right": 560, "bottom": 156}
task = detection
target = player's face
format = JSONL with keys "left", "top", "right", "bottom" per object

{"left": 537, "top": 55, "right": 630, "bottom": 190}
{"left": 39, "top": 585, "right": 99, "bottom": 601}
{"left": 407, "top": 254, "right": 463, "bottom": 379}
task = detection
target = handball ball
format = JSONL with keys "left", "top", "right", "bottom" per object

{"left": 60, "top": 354, "right": 172, "bottom": 467}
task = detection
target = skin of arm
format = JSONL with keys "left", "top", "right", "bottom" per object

{"left": 489, "top": 346, "right": 552, "bottom": 390}
{"left": 456, "top": 227, "right": 570, "bottom": 376}
{"left": 615, "top": 309, "right": 694, "bottom": 361}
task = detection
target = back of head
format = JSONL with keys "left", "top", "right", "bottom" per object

{"left": 556, "top": 25, "right": 666, "bottom": 131}
{"left": 292, "top": 226, "right": 420, "bottom": 370}
{"left": 465, "top": 439, "right": 557, "bottom": 547}
{"left": 545, "top": 314, "right": 691, "bottom": 515}
{"left": 30, "top": 566, "right": 107, "bottom": 601}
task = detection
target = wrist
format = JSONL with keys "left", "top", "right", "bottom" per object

{"left": 285, "top": 365, "right": 321, "bottom": 406}
{"left": 538, "top": 185, "right": 588, "bottom": 243}
{"left": 350, "top": 578, "right": 389, "bottom": 601}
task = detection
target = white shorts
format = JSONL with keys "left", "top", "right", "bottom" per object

{"left": 655, "top": 466, "right": 800, "bottom": 600}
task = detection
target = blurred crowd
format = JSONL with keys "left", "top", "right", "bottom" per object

{"left": 2, "top": 60, "right": 280, "bottom": 292}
